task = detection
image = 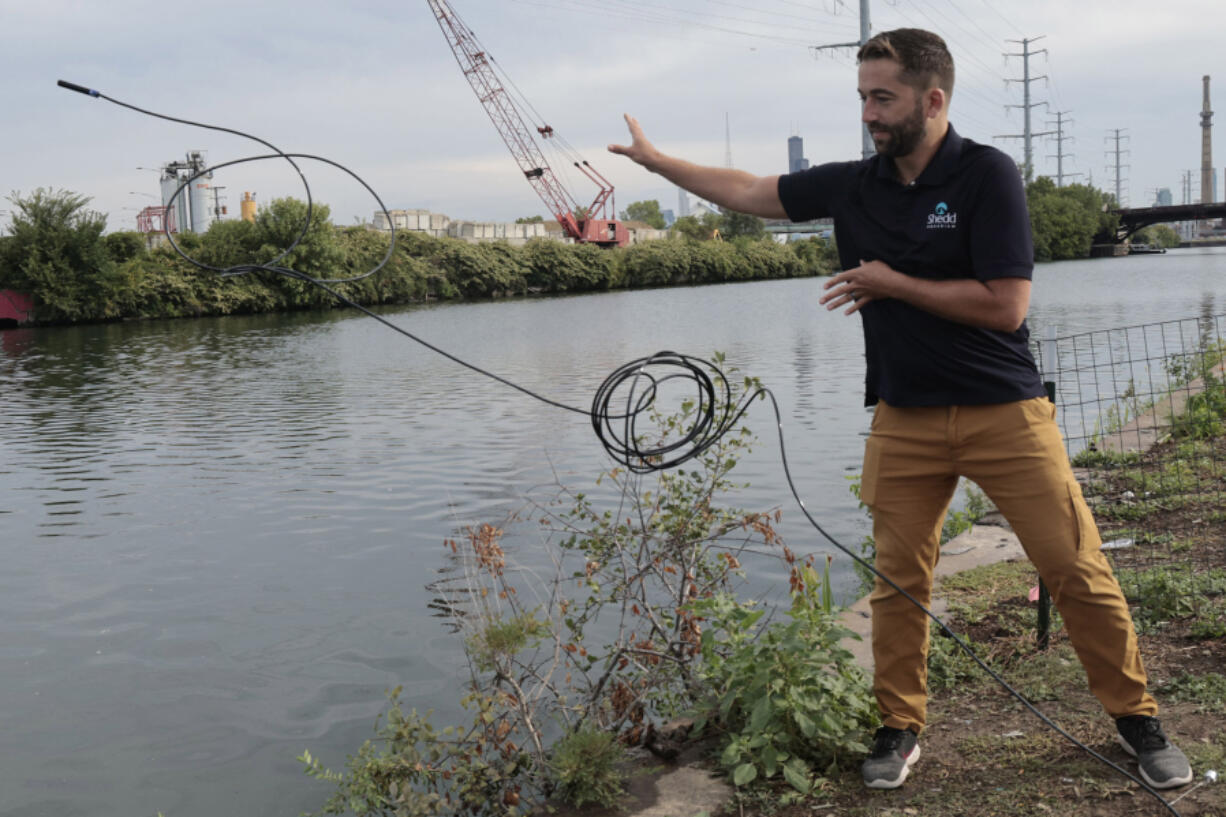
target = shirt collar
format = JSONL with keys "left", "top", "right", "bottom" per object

{"left": 872, "top": 124, "right": 963, "bottom": 187}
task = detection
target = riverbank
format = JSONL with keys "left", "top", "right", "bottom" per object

{"left": 603, "top": 509, "right": 1224, "bottom": 817}
{"left": 606, "top": 367, "right": 1226, "bottom": 817}
{"left": 0, "top": 200, "right": 838, "bottom": 326}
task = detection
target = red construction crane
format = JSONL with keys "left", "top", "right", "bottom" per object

{"left": 426, "top": 0, "right": 629, "bottom": 247}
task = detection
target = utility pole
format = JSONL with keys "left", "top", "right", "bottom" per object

{"left": 812, "top": 0, "right": 873, "bottom": 159}
{"left": 996, "top": 36, "right": 1053, "bottom": 181}
{"left": 1105, "top": 128, "right": 1130, "bottom": 206}
{"left": 209, "top": 185, "right": 228, "bottom": 224}
{"left": 1044, "top": 110, "right": 1081, "bottom": 187}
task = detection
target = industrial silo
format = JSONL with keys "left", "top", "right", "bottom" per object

{"left": 159, "top": 168, "right": 187, "bottom": 233}
{"left": 186, "top": 151, "right": 213, "bottom": 233}
{"left": 241, "top": 192, "right": 257, "bottom": 222}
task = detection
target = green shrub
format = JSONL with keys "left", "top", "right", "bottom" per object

{"left": 102, "top": 230, "right": 147, "bottom": 263}
{"left": 2, "top": 188, "right": 128, "bottom": 321}
{"left": 548, "top": 727, "right": 625, "bottom": 808}
{"left": 690, "top": 564, "right": 876, "bottom": 797}
{"left": 1116, "top": 564, "right": 1226, "bottom": 631}
{"left": 1171, "top": 372, "right": 1226, "bottom": 440}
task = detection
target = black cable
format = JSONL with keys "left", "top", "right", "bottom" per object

{"left": 57, "top": 80, "right": 1184, "bottom": 816}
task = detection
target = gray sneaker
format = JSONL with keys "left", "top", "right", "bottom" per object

{"left": 862, "top": 726, "right": 920, "bottom": 789}
{"left": 1116, "top": 715, "right": 1193, "bottom": 789}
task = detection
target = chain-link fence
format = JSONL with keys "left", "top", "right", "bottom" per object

{"left": 1033, "top": 313, "right": 1226, "bottom": 640}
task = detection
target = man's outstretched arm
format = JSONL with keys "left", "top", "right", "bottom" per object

{"left": 608, "top": 114, "right": 788, "bottom": 220}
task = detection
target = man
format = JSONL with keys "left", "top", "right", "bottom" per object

{"left": 608, "top": 28, "right": 1192, "bottom": 793}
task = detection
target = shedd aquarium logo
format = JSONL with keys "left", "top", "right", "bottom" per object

{"left": 927, "top": 201, "right": 958, "bottom": 229}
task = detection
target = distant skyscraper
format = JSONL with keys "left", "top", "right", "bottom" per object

{"left": 1156, "top": 188, "right": 1173, "bottom": 207}
{"left": 787, "top": 135, "right": 810, "bottom": 173}
{"left": 678, "top": 187, "right": 690, "bottom": 218}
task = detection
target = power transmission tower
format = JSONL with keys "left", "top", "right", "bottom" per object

{"left": 995, "top": 36, "right": 1053, "bottom": 181}
{"left": 1104, "top": 129, "right": 1130, "bottom": 206}
{"left": 1044, "top": 110, "right": 1081, "bottom": 187}
{"left": 1201, "top": 76, "right": 1214, "bottom": 204}
{"left": 812, "top": 0, "right": 873, "bottom": 159}
{"left": 1179, "top": 170, "right": 1196, "bottom": 237}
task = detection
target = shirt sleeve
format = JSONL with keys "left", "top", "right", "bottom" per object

{"left": 968, "top": 151, "right": 1034, "bottom": 281}
{"left": 777, "top": 161, "right": 859, "bottom": 223}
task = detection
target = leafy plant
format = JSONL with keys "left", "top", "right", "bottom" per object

{"left": 690, "top": 562, "right": 876, "bottom": 798}
{"left": 1170, "top": 370, "right": 1226, "bottom": 440}
{"left": 548, "top": 727, "right": 626, "bottom": 808}
{"left": 940, "top": 482, "right": 991, "bottom": 545}
{"left": 1070, "top": 447, "right": 1142, "bottom": 468}
{"left": 300, "top": 687, "right": 532, "bottom": 817}
{"left": 1115, "top": 564, "right": 1226, "bottom": 631}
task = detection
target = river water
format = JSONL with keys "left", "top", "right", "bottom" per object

{"left": 1, "top": 248, "right": 1223, "bottom": 816}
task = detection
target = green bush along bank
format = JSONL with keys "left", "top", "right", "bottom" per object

{"left": 4, "top": 183, "right": 1167, "bottom": 325}
{"left": 0, "top": 189, "right": 838, "bottom": 325}
{"left": 1025, "top": 177, "right": 1120, "bottom": 262}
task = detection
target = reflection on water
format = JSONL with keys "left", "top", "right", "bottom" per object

{"left": 1, "top": 249, "right": 1223, "bottom": 816}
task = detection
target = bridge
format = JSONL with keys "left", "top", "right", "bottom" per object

{"left": 765, "top": 206, "right": 1226, "bottom": 246}
{"left": 764, "top": 217, "right": 832, "bottom": 237}
{"left": 1112, "top": 202, "right": 1226, "bottom": 241}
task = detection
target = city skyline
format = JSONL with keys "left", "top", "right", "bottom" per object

{"left": 4, "top": 1, "right": 1224, "bottom": 230}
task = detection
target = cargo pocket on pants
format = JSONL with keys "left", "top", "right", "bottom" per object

{"left": 1067, "top": 479, "right": 1102, "bottom": 552}
{"left": 861, "top": 435, "right": 883, "bottom": 509}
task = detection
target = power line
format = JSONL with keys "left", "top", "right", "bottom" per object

{"left": 811, "top": 0, "right": 873, "bottom": 158}
{"left": 995, "top": 36, "right": 1053, "bottom": 180}
{"left": 1105, "top": 128, "right": 1131, "bottom": 206}
{"left": 1044, "top": 110, "right": 1081, "bottom": 187}
{"left": 972, "top": 0, "right": 1025, "bottom": 38}
{"left": 939, "top": 0, "right": 1002, "bottom": 43}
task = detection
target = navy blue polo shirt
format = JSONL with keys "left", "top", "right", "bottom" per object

{"left": 778, "top": 125, "right": 1045, "bottom": 407}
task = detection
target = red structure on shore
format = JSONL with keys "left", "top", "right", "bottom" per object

{"left": 136, "top": 205, "right": 176, "bottom": 234}
{"left": 0, "top": 289, "right": 34, "bottom": 326}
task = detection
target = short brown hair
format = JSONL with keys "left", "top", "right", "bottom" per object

{"left": 857, "top": 28, "right": 954, "bottom": 97}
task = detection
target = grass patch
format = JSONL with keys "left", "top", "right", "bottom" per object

{"left": 938, "top": 560, "right": 1034, "bottom": 618}
{"left": 1160, "top": 672, "right": 1226, "bottom": 713}
{"left": 1185, "top": 732, "right": 1226, "bottom": 777}
{"left": 1115, "top": 563, "right": 1226, "bottom": 631}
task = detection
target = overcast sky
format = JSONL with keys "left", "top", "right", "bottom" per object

{"left": 3, "top": 0, "right": 1224, "bottom": 233}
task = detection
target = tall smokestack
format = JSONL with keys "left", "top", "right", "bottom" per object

{"left": 1202, "top": 75, "right": 1214, "bottom": 204}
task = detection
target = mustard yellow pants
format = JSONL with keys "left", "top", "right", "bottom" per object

{"left": 860, "top": 396, "right": 1157, "bottom": 734}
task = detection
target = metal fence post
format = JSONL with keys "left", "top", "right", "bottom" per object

{"left": 1037, "top": 325, "right": 1059, "bottom": 650}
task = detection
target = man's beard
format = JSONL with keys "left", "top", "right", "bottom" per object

{"left": 869, "top": 98, "right": 926, "bottom": 158}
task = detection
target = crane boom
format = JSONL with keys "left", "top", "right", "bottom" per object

{"left": 426, "top": 0, "right": 627, "bottom": 246}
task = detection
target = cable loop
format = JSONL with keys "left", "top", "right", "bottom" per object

{"left": 591, "top": 352, "right": 760, "bottom": 473}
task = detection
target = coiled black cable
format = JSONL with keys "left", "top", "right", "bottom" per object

{"left": 58, "top": 80, "right": 1184, "bottom": 816}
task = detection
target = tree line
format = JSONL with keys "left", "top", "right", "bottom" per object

{"left": 2, "top": 184, "right": 1183, "bottom": 325}
{"left": 0, "top": 189, "right": 839, "bottom": 325}
{"left": 1024, "top": 177, "right": 1180, "bottom": 261}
